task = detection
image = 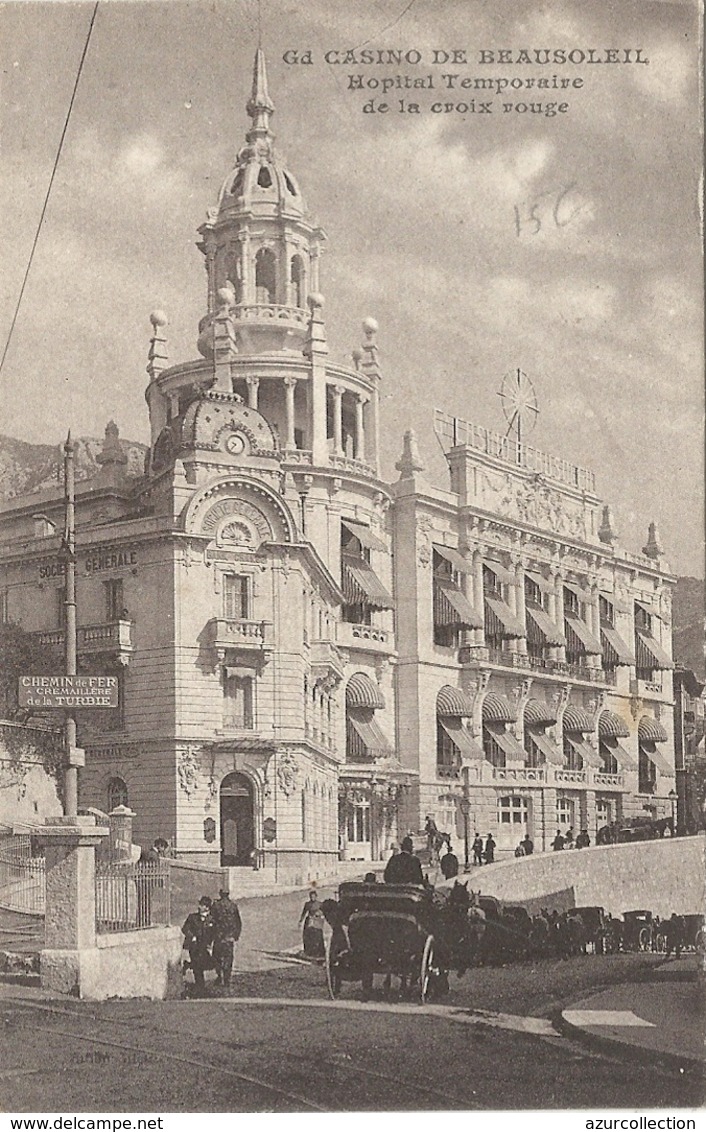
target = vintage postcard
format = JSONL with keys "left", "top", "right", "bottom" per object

{"left": 0, "top": 0, "right": 703, "bottom": 1119}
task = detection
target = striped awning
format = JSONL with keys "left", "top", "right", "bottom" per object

{"left": 565, "top": 612, "right": 603, "bottom": 655}
{"left": 482, "top": 693, "right": 517, "bottom": 723}
{"left": 564, "top": 581, "right": 593, "bottom": 603}
{"left": 437, "top": 685, "right": 475, "bottom": 717}
{"left": 529, "top": 729, "right": 564, "bottom": 766}
{"left": 484, "top": 560, "right": 515, "bottom": 586}
{"left": 485, "top": 723, "right": 527, "bottom": 761}
{"left": 640, "top": 740, "right": 673, "bottom": 776}
{"left": 439, "top": 717, "right": 484, "bottom": 762}
{"left": 563, "top": 705, "right": 594, "bottom": 732}
{"left": 341, "top": 556, "right": 394, "bottom": 610}
{"left": 348, "top": 715, "right": 393, "bottom": 756}
{"left": 485, "top": 596, "right": 524, "bottom": 639}
{"left": 638, "top": 715, "right": 668, "bottom": 743}
{"left": 601, "top": 737, "right": 638, "bottom": 770}
{"left": 525, "top": 570, "right": 554, "bottom": 594}
{"left": 526, "top": 605, "right": 566, "bottom": 647}
{"left": 598, "top": 710, "right": 631, "bottom": 740}
{"left": 434, "top": 577, "right": 483, "bottom": 630}
{"left": 601, "top": 625, "right": 636, "bottom": 667}
{"left": 433, "top": 544, "right": 472, "bottom": 574}
{"left": 346, "top": 672, "right": 385, "bottom": 710}
{"left": 565, "top": 734, "right": 603, "bottom": 768}
{"left": 635, "top": 630, "right": 673, "bottom": 671}
{"left": 525, "top": 698, "right": 558, "bottom": 727}
{"left": 341, "top": 519, "right": 387, "bottom": 553}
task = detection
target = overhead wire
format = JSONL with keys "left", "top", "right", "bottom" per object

{"left": 0, "top": 1, "right": 100, "bottom": 379}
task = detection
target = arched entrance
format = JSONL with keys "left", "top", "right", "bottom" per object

{"left": 220, "top": 773, "right": 255, "bottom": 866}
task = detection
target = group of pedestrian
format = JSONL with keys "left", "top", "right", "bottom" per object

{"left": 471, "top": 832, "right": 496, "bottom": 865}
{"left": 181, "top": 889, "right": 242, "bottom": 994}
{"left": 552, "top": 827, "right": 591, "bottom": 851}
{"left": 514, "top": 834, "right": 535, "bottom": 857}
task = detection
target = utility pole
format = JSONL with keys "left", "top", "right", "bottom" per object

{"left": 63, "top": 432, "right": 78, "bottom": 818}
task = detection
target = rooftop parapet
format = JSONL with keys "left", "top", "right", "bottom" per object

{"left": 434, "top": 409, "right": 596, "bottom": 496}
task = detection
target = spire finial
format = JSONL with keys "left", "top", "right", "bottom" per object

{"left": 246, "top": 47, "right": 274, "bottom": 140}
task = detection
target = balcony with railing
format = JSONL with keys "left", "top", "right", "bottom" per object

{"left": 337, "top": 622, "right": 395, "bottom": 655}
{"left": 457, "top": 645, "right": 615, "bottom": 685}
{"left": 205, "top": 618, "right": 274, "bottom": 657}
{"left": 590, "top": 770, "right": 627, "bottom": 791}
{"left": 484, "top": 764, "right": 547, "bottom": 786}
{"left": 234, "top": 302, "right": 308, "bottom": 328}
{"left": 32, "top": 620, "right": 134, "bottom": 663}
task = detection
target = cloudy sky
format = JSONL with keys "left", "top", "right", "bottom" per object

{"left": 0, "top": 0, "right": 702, "bottom": 575}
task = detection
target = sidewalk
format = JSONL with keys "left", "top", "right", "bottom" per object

{"left": 560, "top": 955, "right": 705, "bottom": 1071}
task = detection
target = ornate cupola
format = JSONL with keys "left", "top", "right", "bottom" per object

{"left": 196, "top": 49, "right": 326, "bottom": 356}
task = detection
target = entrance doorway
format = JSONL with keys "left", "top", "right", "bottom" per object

{"left": 220, "top": 773, "right": 255, "bottom": 866}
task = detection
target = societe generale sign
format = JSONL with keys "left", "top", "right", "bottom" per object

{"left": 19, "top": 675, "right": 119, "bottom": 709}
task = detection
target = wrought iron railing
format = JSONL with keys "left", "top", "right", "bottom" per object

{"left": 95, "top": 859, "right": 171, "bottom": 933}
{"left": 0, "top": 836, "right": 45, "bottom": 915}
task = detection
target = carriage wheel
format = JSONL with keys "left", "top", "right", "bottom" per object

{"left": 638, "top": 927, "right": 651, "bottom": 952}
{"left": 654, "top": 932, "right": 667, "bottom": 954}
{"left": 695, "top": 928, "right": 706, "bottom": 956}
{"left": 420, "top": 935, "right": 435, "bottom": 1004}
{"left": 325, "top": 936, "right": 342, "bottom": 1000}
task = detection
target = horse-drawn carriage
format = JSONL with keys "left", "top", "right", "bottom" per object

{"left": 322, "top": 881, "right": 483, "bottom": 1001}
{"left": 573, "top": 906, "right": 607, "bottom": 954}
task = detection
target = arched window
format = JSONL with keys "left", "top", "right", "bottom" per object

{"left": 107, "top": 776, "right": 128, "bottom": 811}
{"left": 257, "top": 164, "right": 273, "bottom": 189}
{"left": 290, "top": 255, "right": 305, "bottom": 307}
{"left": 255, "top": 248, "right": 277, "bottom": 304}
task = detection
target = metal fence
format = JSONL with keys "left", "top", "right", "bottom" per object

{"left": 0, "top": 835, "right": 46, "bottom": 915}
{"left": 95, "top": 859, "right": 171, "bottom": 933}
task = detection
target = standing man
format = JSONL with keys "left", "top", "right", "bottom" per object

{"left": 520, "top": 833, "right": 534, "bottom": 856}
{"left": 483, "top": 832, "right": 496, "bottom": 864}
{"left": 211, "top": 888, "right": 242, "bottom": 986}
{"left": 440, "top": 842, "right": 459, "bottom": 879}
{"left": 181, "top": 896, "right": 215, "bottom": 994}
{"left": 552, "top": 830, "right": 565, "bottom": 851}
{"left": 384, "top": 835, "right": 424, "bottom": 884}
{"left": 665, "top": 912, "right": 685, "bottom": 960}
{"left": 472, "top": 832, "right": 485, "bottom": 866}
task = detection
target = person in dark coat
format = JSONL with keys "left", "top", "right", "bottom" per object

{"left": 299, "top": 890, "right": 326, "bottom": 959}
{"left": 211, "top": 888, "right": 242, "bottom": 986}
{"left": 520, "top": 834, "right": 534, "bottom": 856}
{"left": 472, "top": 833, "right": 484, "bottom": 866}
{"left": 552, "top": 830, "right": 565, "bottom": 851}
{"left": 440, "top": 843, "right": 459, "bottom": 879}
{"left": 483, "top": 833, "right": 496, "bottom": 864}
{"left": 575, "top": 829, "right": 591, "bottom": 849}
{"left": 665, "top": 913, "right": 685, "bottom": 959}
{"left": 181, "top": 896, "right": 215, "bottom": 993}
{"left": 383, "top": 836, "right": 424, "bottom": 884}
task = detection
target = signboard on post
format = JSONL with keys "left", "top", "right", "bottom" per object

{"left": 18, "top": 675, "right": 119, "bottom": 709}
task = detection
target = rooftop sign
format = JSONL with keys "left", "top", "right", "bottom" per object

{"left": 19, "top": 675, "right": 119, "bottom": 709}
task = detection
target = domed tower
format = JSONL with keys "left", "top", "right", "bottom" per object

{"left": 144, "top": 48, "right": 383, "bottom": 486}
{"left": 196, "top": 48, "right": 325, "bottom": 356}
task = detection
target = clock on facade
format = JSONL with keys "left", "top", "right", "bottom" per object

{"left": 225, "top": 432, "right": 246, "bottom": 455}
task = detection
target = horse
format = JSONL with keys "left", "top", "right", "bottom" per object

{"left": 448, "top": 881, "right": 486, "bottom": 974}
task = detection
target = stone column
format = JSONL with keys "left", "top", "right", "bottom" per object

{"left": 354, "top": 394, "right": 367, "bottom": 463}
{"left": 515, "top": 562, "right": 528, "bottom": 659}
{"left": 240, "top": 231, "right": 252, "bottom": 304}
{"left": 168, "top": 392, "right": 180, "bottom": 423}
{"left": 588, "top": 584, "right": 601, "bottom": 670}
{"left": 34, "top": 816, "right": 109, "bottom": 995}
{"left": 106, "top": 806, "right": 135, "bottom": 862}
{"left": 284, "top": 377, "right": 297, "bottom": 448}
{"left": 332, "top": 385, "right": 344, "bottom": 456}
{"left": 554, "top": 574, "right": 566, "bottom": 663}
{"left": 246, "top": 376, "right": 260, "bottom": 410}
{"left": 473, "top": 550, "right": 485, "bottom": 648}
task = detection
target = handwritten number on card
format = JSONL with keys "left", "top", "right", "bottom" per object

{"left": 514, "top": 183, "right": 583, "bottom": 237}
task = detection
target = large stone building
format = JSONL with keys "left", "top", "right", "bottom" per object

{"left": 0, "top": 52, "right": 677, "bottom": 878}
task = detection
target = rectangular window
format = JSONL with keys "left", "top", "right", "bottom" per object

{"left": 563, "top": 586, "right": 580, "bottom": 616}
{"left": 104, "top": 579, "right": 124, "bottom": 622}
{"left": 556, "top": 795, "right": 575, "bottom": 828}
{"left": 223, "top": 574, "right": 249, "bottom": 620}
{"left": 223, "top": 674, "right": 254, "bottom": 729}
{"left": 599, "top": 595, "right": 614, "bottom": 626}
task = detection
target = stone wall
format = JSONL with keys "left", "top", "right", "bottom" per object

{"left": 456, "top": 834, "right": 706, "bottom": 918}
